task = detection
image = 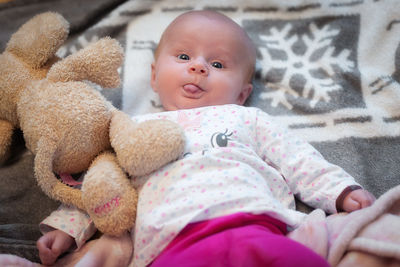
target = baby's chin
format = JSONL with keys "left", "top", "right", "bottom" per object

{"left": 163, "top": 98, "right": 238, "bottom": 111}
{"left": 163, "top": 100, "right": 206, "bottom": 111}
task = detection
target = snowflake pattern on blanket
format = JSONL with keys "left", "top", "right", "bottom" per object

{"left": 246, "top": 15, "right": 361, "bottom": 113}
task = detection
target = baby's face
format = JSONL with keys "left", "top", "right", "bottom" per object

{"left": 151, "top": 12, "right": 255, "bottom": 111}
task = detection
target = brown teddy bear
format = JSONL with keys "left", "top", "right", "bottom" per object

{"left": 0, "top": 12, "right": 185, "bottom": 236}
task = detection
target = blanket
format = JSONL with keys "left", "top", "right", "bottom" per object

{"left": 1, "top": 0, "right": 399, "bottom": 264}
{"left": 289, "top": 184, "right": 400, "bottom": 266}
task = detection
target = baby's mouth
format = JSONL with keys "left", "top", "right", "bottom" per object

{"left": 182, "top": 83, "right": 205, "bottom": 98}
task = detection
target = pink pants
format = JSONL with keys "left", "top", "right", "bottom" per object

{"left": 150, "top": 212, "right": 329, "bottom": 267}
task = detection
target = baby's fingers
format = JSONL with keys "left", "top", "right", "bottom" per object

{"left": 37, "top": 240, "right": 57, "bottom": 266}
{"left": 344, "top": 190, "right": 375, "bottom": 212}
{"left": 343, "top": 197, "right": 361, "bottom": 212}
{"left": 358, "top": 191, "right": 376, "bottom": 208}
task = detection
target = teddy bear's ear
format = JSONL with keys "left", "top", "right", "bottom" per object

{"left": 6, "top": 12, "right": 69, "bottom": 69}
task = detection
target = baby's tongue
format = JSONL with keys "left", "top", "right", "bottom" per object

{"left": 184, "top": 84, "right": 202, "bottom": 93}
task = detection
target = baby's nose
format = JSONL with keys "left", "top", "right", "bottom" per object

{"left": 189, "top": 61, "right": 208, "bottom": 75}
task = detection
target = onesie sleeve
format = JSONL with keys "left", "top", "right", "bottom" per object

{"left": 253, "top": 108, "right": 361, "bottom": 214}
{"left": 39, "top": 204, "right": 97, "bottom": 250}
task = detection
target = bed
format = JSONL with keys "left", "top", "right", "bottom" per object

{"left": 1, "top": 0, "right": 399, "bottom": 264}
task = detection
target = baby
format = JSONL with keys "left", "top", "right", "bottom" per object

{"left": 37, "top": 10, "right": 375, "bottom": 267}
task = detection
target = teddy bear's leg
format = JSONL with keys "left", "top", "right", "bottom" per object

{"left": 82, "top": 151, "right": 137, "bottom": 236}
{"left": 110, "top": 110, "right": 185, "bottom": 177}
{"left": 0, "top": 120, "right": 14, "bottom": 164}
{"left": 34, "top": 137, "right": 85, "bottom": 210}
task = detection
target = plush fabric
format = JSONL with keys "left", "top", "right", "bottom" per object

{"left": 289, "top": 184, "right": 400, "bottom": 266}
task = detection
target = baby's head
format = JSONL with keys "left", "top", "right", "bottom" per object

{"left": 151, "top": 10, "right": 256, "bottom": 111}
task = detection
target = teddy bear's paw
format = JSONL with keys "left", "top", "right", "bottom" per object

{"left": 110, "top": 111, "right": 185, "bottom": 177}
{"left": 86, "top": 185, "right": 137, "bottom": 236}
{"left": 82, "top": 152, "right": 138, "bottom": 236}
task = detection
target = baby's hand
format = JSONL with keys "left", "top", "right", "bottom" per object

{"left": 340, "top": 189, "right": 375, "bottom": 212}
{"left": 36, "top": 229, "right": 74, "bottom": 266}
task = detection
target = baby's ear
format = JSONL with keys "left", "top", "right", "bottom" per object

{"left": 237, "top": 83, "right": 253, "bottom": 105}
{"left": 150, "top": 62, "right": 157, "bottom": 92}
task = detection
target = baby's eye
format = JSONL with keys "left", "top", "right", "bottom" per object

{"left": 178, "top": 54, "right": 190, "bottom": 60}
{"left": 211, "top": 61, "right": 223, "bottom": 69}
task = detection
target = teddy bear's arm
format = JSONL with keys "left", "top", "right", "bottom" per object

{"left": 110, "top": 110, "right": 185, "bottom": 177}
{"left": 47, "top": 37, "right": 123, "bottom": 89}
{"left": 0, "top": 120, "right": 14, "bottom": 164}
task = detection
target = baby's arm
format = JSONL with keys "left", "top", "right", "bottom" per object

{"left": 37, "top": 204, "right": 97, "bottom": 264}
{"left": 254, "top": 109, "right": 374, "bottom": 213}
{"left": 336, "top": 187, "right": 375, "bottom": 212}
{"left": 37, "top": 230, "right": 74, "bottom": 266}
